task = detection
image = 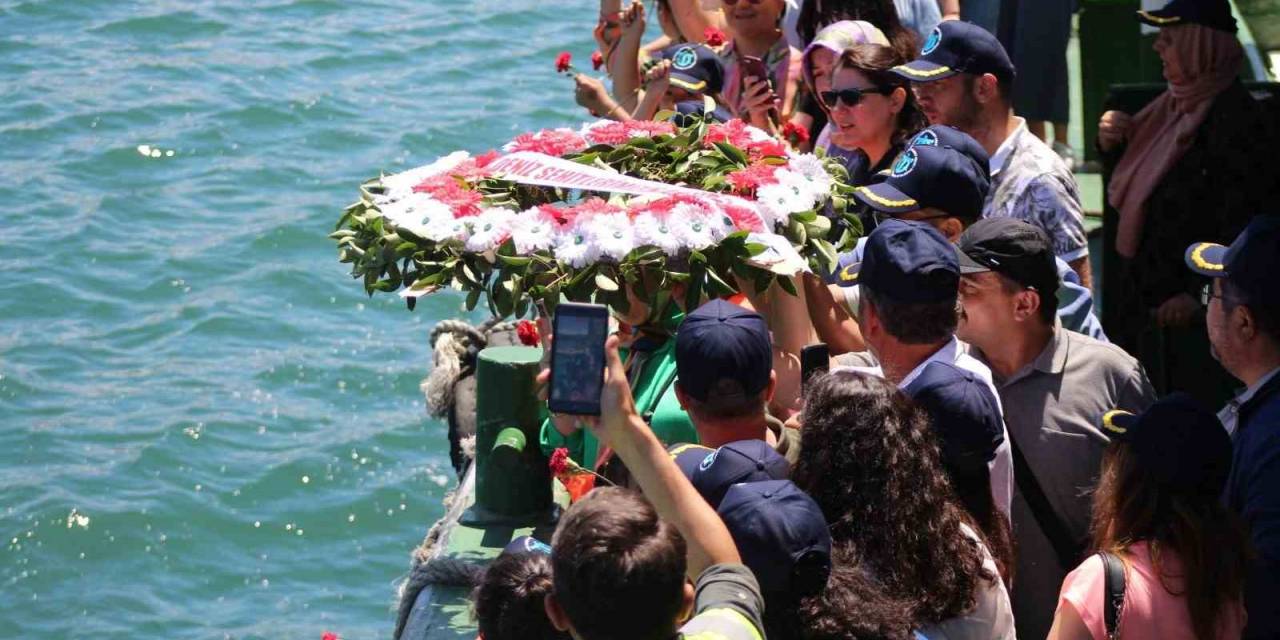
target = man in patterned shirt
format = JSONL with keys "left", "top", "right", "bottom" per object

{"left": 892, "top": 20, "right": 1092, "bottom": 287}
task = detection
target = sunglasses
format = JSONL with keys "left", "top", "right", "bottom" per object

{"left": 722, "top": 0, "right": 766, "bottom": 4}
{"left": 820, "top": 86, "right": 891, "bottom": 108}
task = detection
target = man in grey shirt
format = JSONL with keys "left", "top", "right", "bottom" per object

{"left": 955, "top": 218, "right": 1155, "bottom": 640}
{"left": 893, "top": 20, "right": 1092, "bottom": 287}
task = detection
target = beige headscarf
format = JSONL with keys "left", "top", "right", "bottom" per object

{"left": 1108, "top": 24, "right": 1243, "bottom": 257}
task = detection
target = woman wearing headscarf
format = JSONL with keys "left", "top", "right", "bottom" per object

{"left": 792, "top": 20, "right": 890, "bottom": 154}
{"left": 1099, "top": 0, "right": 1278, "bottom": 397}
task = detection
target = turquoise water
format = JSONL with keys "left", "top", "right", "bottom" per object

{"left": 0, "top": 1, "right": 595, "bottom": 636}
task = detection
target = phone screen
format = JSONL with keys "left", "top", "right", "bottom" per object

{"left": 800, "top": 343, "right": 830, "bottom": 391}
{"left": 549, "top": 304, "right": 609, "bottom": 415}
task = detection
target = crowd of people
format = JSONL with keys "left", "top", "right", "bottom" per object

{"left": 465, "top": 0, "right": 1280, "bottom": 639}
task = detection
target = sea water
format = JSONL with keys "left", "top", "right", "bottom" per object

{"left": 0, "top": 1, "right": 596, "bottom": 636}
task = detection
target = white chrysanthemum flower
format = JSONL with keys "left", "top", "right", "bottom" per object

{"left": 554, "top": 225, "right": 601, "bottom": 268}
{"left": 785, "top": 153, "right": 835, "bottom": 196}
{"left": 510, "top": 209, "right": 558, "bottom": 254}
{"left": 757, "top": 178, "right": 817, "bottom": 228}
{"left": 667, "top": 203, "right": 717, "bottom": 250}
{"left": 382, "top": 194, "right": 464, "bottom": 242}
{"left": 588, "top": 212, "right": 636, "bottom": 261}
{"left": 705, "top": 204, "right": 740, "bottom": 241}
{"left": 741, "top": 123, "right": 775, "bottom": 144}
{"left": 465, "top": 207, "right": 516, "bottom": 253}
{"left": 633, "top": 213, "right": 684, "bottom": 255}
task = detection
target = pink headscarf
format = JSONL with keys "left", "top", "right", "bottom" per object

{"left": 1109, "top": 24, "right": 1244, "bottom": 257}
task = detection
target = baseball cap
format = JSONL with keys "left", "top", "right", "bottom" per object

{"left": 892, "top": 20, "right": 1016, "bottom": 83}
{"left": 502, "top": 535, "right": 553, "bottom": 556}
{"left": 676, "top": 299, "right": 773, "bottom": 404}
{"left": 904, "top": 361, "right": 1004, "bottom": 474}
{"left": 905, "top": 125, "right": 991, "bottom": 175}
{"left": 673, "top": 97, "right": 732, "bottom": 125}
{"left": 1137, "top": 0, "right": 1237, "bottom": 34}
{"left": 846, "top": 219, "right": 960, "bottom": 304}
{"left": 1100, "top": 393, "right": 1231, "bottom": 495}
{"left": 690, "top": 439, "right": 791, "bottom": 508}
{"left": 716, "top": 480, "right": 832, "bottom": 598}
{"left": 668, "top": 442, "right": 716, "bottom": 479}
{"left": 853, "top": 144, "right": 989, "bottom": 222}
{"left": 957, "top": 217, "right": 1060, "bottom": 303}
{"left": 1184, "top": 215, "right": 1280, "bottom": 304}
{"left": 658, "top": 43, "right": 724, "bottom": 94}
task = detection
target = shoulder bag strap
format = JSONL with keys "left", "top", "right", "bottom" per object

{"left": 1008, "top": 434, "right": 1086, "bottom": 570}
{"left": 1099, "top": 551, "right": 1127, "bottom": 640}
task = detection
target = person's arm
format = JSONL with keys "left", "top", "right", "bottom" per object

{"left": 588, "top": 336, "right": 742, "bottom": 576}
{"left": 609, "top": 1, "right": 647, "bottom": 113}
{"left": 631, "top": 61, "right": 671, "bottom": 121}
{"left": 667, "top": 0, "right": 724, "bottom": 41}
{"left": 938, "top": 0, "right": 961, "bottom": 20}
{"left": 1046, "top": 600, "right": 1095, "bottom": 640}
{"left": 575, "top": 74, "right": 632, "bottom": 121}
{"left": 802, "top": 274, "right": 866, "bottom": 355}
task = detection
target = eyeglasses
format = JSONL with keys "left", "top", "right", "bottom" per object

{"left": 721, "top": 0, "right": 765, "bottom": 5}
{"left": 820, "top": 86, "right": 891, "bottom": 108}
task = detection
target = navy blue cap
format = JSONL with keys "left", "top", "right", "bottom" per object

{"left": 668, "top": 442, "right": 716, "bottom": 479}
{"left": 676, "top": 299, "right": 773, "bottom": 404}
{"left": 1138, "top": 0, "right": 1237, "bottom": 33}
{"left": 716, "top": 480, "right": 832, "bottom": 598}
{"left": 893, "top": 20, "right": 1015, "bottom": 83}
{"left": 1100, "top": 393, "right": 1232, "bottom": 494}
{"left": 658, "top": 43, "right": 725, "bottom": 94}
{"left": 502, "top": 535, "right": 552, "bottom": 556}
{"left": 673, "top": 98, "right": 733, "bottom": 125}
{"left": 848, "top": 220, "right": 960, "bottom": 304}
{"left": 854, "top": 145, "right": 989, "bottom": 221}
{"left": 904, "top": 361, "right": 1004, "bottom": 474}
{"left": 1185, "top": 215, "right": 1280, "bottom": 303}
{"left": 906, "top": 125, "right": 991, "bottom": 175}
{"left": 690, "top": 439, "right": 790, "bottom": 508}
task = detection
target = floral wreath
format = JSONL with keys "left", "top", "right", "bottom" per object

{"left": 333, "top": 116, "right": 863, "bottom": 317}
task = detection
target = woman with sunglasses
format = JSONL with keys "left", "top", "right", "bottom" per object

{"left": 790, "top": 20, "right": 888, "bottom": 153}
{"left": 818, "top": 43, "right": 926, "bottom": 186}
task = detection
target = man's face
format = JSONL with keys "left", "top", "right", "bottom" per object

{"left": 911, "top": 74, "right": 981, "bottom": 131}
{"left": 892, "top": 207, "right": 963, "bottom": 243}
{"left": 957, "top": 271, "right": 1017, "bottom": 348}
{"left": 1205, "top": 278, "right": 1243, "bottom": 372}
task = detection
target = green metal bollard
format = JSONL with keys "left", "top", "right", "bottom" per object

{"left": 466, "top": 345, "right": 555, "bottom": 526}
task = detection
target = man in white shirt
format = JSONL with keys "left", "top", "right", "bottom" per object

{"left": 832, "top": 216, "right": 1013, "bottom": 521}
{"left": 892, "top": 20, "right": 1091, "bottom": 287}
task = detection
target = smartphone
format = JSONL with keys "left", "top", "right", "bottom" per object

{"left": 740, "top": 55, "right": 771, "bottom": 88}
{"left": 548, "top": 302, "right": 610, "bottom": 416}
{"left": 800, "top": 343, "right": 830, "bottom": 390}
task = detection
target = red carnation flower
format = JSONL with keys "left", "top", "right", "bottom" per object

{"left": 516, "top": 320, "right": 539, "bottom": 346}
{"left": 591, "top": 50, "right": 604, "bottom": 71}
{"left": 782, "top": 121, "right": 810, "bottom": 145}
{"left": 703, "top": 27, "right": 727, "bottom": 47}
{"left": 726, "top": 162, "right": 781, "bottom": 194}
{"left": 549, "top": 448, "right": 571, "bottom": 476}
{"left": 321, "top": 633, "right": 339, "bottom": 640}
{"left": 555, "top": 51, "right": 573, "bottom": 73}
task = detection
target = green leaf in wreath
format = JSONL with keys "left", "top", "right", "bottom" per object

{"left": 712, "top": 142, "right": 749, "bottom": 167}
{"left": 776, "top": 275, "right": 798, "bottom": 297}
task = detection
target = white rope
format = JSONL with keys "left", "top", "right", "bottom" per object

{"left": 421, "top": 320, "right": 486, "bottom": 417}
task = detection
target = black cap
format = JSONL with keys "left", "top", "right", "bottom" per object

{"left": 668, "top": 442, "right": 716, "bottom": 479}
{"left": 690, "top": 439, "right": 791, "bottom": 508}
{"left": 905, "top": 125, "right": 991, "bottom": 175}
{"left": 904, "top": 361, "right": 1005, "bottom": 474}
{"left": 958, "top": 217, "right": 1060, "bottom": 303}
{"left": 716, "top": 480, "right": 832, "bottom": 598}
{"left": 854, "top": 144, "right": 989, "bottom": 221}
{"left": 892, "top": 20, "right": 1016, "bottom": 83}
{"left": 1185, "top": 215, "right": 1280, "bottom": 304}
{"left": 1137, "top": 0, "right": 1237, "bottom": 34}
{"left": 676, "top": 299, "right": 773, "bottom": 404}
{"left": 658, "top": 43, "right": 725, "bottom": 94}
{"left": 1100, "top": 393, "right": 1232, "bottom": 494}
{"left": 848, "top": 219, "right": 961, "bottom": 304}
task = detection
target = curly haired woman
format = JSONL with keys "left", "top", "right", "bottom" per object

{"left": 792, "top": 371, "right": 1014, "bottom": 640}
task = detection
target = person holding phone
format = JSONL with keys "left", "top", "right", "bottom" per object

{"left": 718, "top": 0, "right": 801, "bottom": 133}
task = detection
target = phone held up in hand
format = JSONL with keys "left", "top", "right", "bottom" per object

{"left": 547, "top": 302, "right": 610, "bottom": 416}
{"left": 739, "top": 55, "right": 771, "bottom": 89}
{"left": 800, "top": 342, "right": 830, "bottom": 391}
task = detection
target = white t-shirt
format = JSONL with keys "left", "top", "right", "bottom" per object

{"left": 919, "top": 524, "right": 1017, "bottom": 640}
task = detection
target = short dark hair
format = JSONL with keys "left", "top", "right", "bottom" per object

{"left": 1223, "top": 278, "right": 1280, "bottom": 343}
{"left": 994, "top": 273, "right": 1056, "bottom": 326}
{"left": 473, "top": 552, "right": 568, "bottom": 640}
{"left": 677, "top": 378, "right": 769, "bottom": 419}
{"left": 551, "top": 487, "right": 688, "bottom": 640}
{"left": 862, "top": 286, "right": 959, "bottom": 345}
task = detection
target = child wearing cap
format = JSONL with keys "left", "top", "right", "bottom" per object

{"left": 632, "top": 43, "right": 732, "bottom": 124}
{"left": 1048, "top": 394, "right": 1248, "bottom": 640}
{"left": 471, "top": 537, "right": 568, "bottom": 640}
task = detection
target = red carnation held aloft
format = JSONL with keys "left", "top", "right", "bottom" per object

{"left": 516, "top": 320, "right": 539, "bottom": 346}
{"left": 555, "top": 51, "right": 573, "bottom": 73}
{"left": 591, "top": 50, "right": 604, "bottom": 71}
{"left": 703, "top": 27, "right": 727, "bottom": 47}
